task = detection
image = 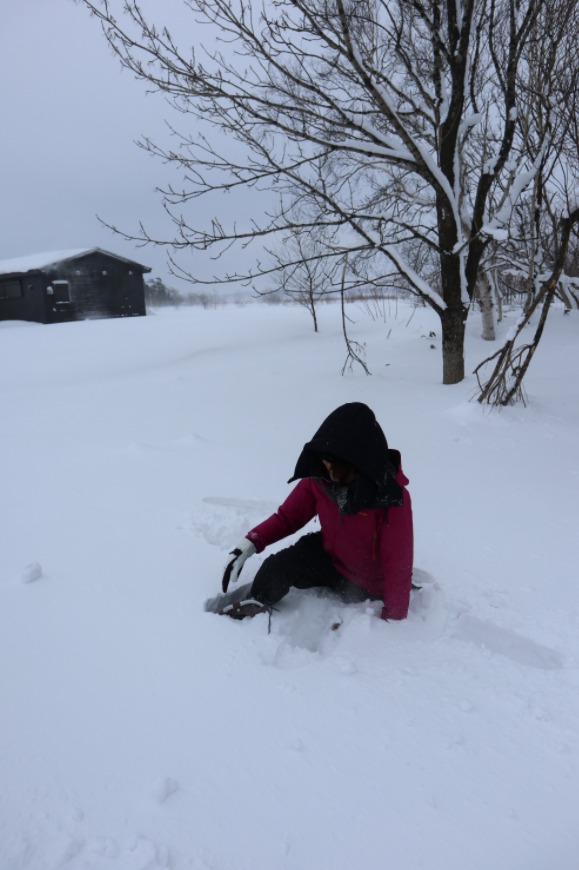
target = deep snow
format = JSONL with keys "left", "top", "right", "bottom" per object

{"left": 1, "top": 301, "right": 578, "bottom": 870}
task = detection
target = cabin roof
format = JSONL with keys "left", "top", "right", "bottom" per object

{"left": 0, "top": 248, "right": 151, "bottom": 276}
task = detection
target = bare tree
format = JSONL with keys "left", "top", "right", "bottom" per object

{"left": 266, "top": 226, "right": 339, "bottom": 331}
{"left": 338, "top": 256, "right": 371, "bottom": 375}
{"left": 478, "top": 0, "right": 578, "bottom": 316}
{"left": 474, "top": 205, "right": 579, "bottom": 405}
{"left": 471, "top": 0, "right": 578, "bottom": 405}
{"left": 81, "top": 0, "right": 558, "bottom": 383}
{"left": 523, "top": 0, "right": 579, "bottom": 312}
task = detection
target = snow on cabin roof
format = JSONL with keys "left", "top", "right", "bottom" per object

{"left": 0, "top": 248, "right": 151, "bottom": 276}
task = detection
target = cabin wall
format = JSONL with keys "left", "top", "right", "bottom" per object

{"left": 0, "top": 274, "right": 47, "bottom": 323}
{"left": 53, "top": 252, "right": 146, "bottom": 319}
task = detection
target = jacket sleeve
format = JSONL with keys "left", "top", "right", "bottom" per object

{"left": 246, "top": 479, "right": 318, "bottom": 553}
{"left": 380, "top": 490, "right": 414, "bottom": 621}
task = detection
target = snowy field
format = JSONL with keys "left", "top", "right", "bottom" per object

{"left": 1, "top": 300, "right": 578, "bottom": 870}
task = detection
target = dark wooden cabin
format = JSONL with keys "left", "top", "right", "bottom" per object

{"left": 0, "top": 248, "right": 150, "bottom": 324}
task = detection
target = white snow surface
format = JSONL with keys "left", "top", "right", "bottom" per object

{"left": 1, "top": 302, "right": 578, "bottom": 870}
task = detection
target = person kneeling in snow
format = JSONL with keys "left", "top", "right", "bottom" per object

{"left": 218, "top": 403, "right": 413, "bottom": 621}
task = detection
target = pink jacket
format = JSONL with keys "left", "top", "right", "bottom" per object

{"left": 247, "top": 463, "right": 413, "bottom": 620}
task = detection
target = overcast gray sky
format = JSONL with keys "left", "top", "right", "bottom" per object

{"left": 0, "top": 0, "right": 245, "bottom": 293}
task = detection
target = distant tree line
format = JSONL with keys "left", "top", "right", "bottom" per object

{"left": 145, "top": 277, "right": 227, "bottom": 309}
{"left": 144, "top": 278, "right": 183, "bottom": 307}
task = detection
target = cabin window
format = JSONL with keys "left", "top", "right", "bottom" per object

{"left": 0, "top": 278, "right": 23, "bottom": 299}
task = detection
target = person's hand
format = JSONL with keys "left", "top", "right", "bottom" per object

{"left": 222, "top": 538, "right": 256, "bottom": 592}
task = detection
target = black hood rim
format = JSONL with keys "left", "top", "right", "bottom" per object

{"left": 288, "top": 402, "right": 394, "bottom": 485}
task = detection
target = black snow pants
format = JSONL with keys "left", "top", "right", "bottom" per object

{"left": 249, "top": 532, "right": 379, "bottom": 606}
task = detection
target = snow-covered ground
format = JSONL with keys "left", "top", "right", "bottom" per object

{"left": 1, "top": 300, "right": 578, "bottom": 870}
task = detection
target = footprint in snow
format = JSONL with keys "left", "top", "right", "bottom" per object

{"left": 407, "top": 571, "right": 563, "bottom": 670}
{"left": 153, "top": 777, "right": 179, "bottom": 804}
{"left": 452, "top": 614, "right": 563, "bottom": 670}
{"left": 202, "top": 496, "right": 279, "bottom": 514}
{"left": 126, "top": 836, "right": 171, "bottom": 869}
{"left": 191, "top": 496, "right": 278, "bottom": 548}
{"left": 21, "top": 562, "right": 43, "bottom": 583}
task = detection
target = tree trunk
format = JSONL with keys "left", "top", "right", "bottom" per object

{"left": 308, "top": 290, "right": 319, "bottom": 332}
{"left": 494, "top": 274, "right": 504, "bottom": 323}
{"left": 478, "top": 272, "right": 496, "bottom": 340}
{"left": 438, "top": 230, "right": 468, "bottom": 384}
{"left": 440, "top": 307, "right": 467, "bottom": 385}
{"left": 556, "top": 282, "right": 576, "bottom": 310}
